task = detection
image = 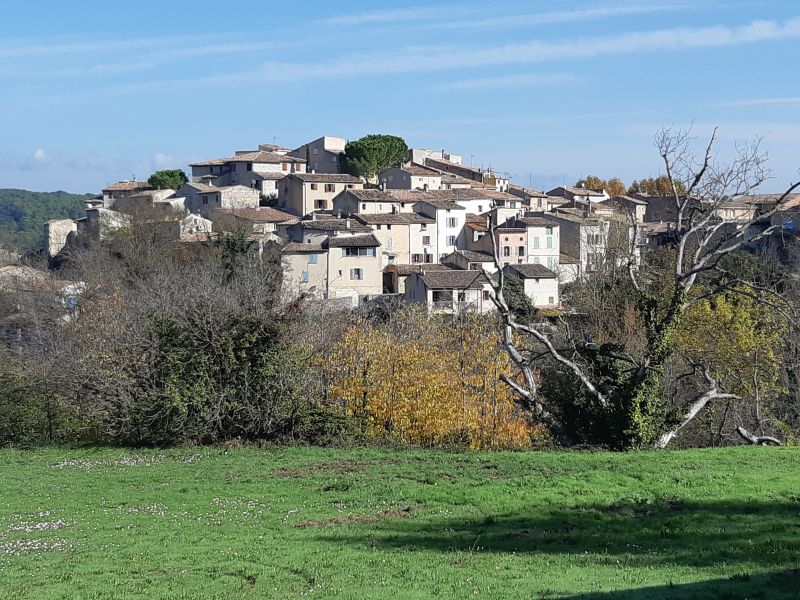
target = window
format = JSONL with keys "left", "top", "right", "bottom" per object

{"left": 324, "top": 183, "right": 335, "bottom": 193}
{"left": 246, "top": 162, "right": 253, "bottom": 172}
{"left": 533, "top": 237, "right": 540, "bottom": 249}
{"left": 310, "top": 183, "right": 318, "bottom": 190}
{"left": 534, "top": 278, "right": 540, "bottom": 284}
{"left": 387, "top": 175, "right": 394, "bottom": 182}
{"left": 313, "top": 148, "right": 319, "bottom": 155}
{"left": 518, "top": 246, "right": 525, "bottom": 256}
{"left": 309, "top": 254, "right": 318, "bottom": 265}
{"left": 446, "top": 235, "right": 456, "bottom": 246}
{"left": 548, "top": 296, "right": 555, "bottom": 305}
{"left": 202, "top": 196, "right": 208, "bottom": 205}
{"left": 315, "top": 199, "right": 327, "bottom": 210}
{"left": 478, "top": 205, "right": 483, "bottom": 213}
{"left": 446, "top": 217, "right": 458, "bottom": 228}
{"left": 412, "top": 253, "right": 423, "bottom": 263}
{"left": 376, "top": 225, "right": 382, "bottom": 230}
{"left": 420, "top": 223, "right": 427, "bottom": 231}
{"left": 483, "top": 290, "right": 490, "bottom": 301}
{"left": 547, "top": 257, "right": 554, "bottom": 270}
{"left": 337, "top": 270, "right": 342, "bottom": 277}
{"left": 301, "top": 271, "right": 309, "bottom": 283}
{"left": 546, "top": 236, "right": 553, "bottom": 249}
{"left": 469, "top": 263, "right": 480, "bottom": 270}
{"left": 503, "top": 246, "right": 511, "bottom": 257}
{"left": 545, "top": 226, "right": 553, "bottom": 235}
{"left": 282, "top": 163, "right": 289, "bottom": 171}
{"left": 362, "top": 204, "right": 367, "bottom": 210}
{"left": 350, "top": 268, "right": 363, "bottom": 281}
{"left": 386, "top": 224, "right": 392, "bottom": 230}
{"left": 344, "top": 247, "right": 375, "bottom": 257}
{"left": 422, "top": 236, "right": 431, "bottom": 246}
{"left": 533, "top": 256, "right": 540, "bottom": 263}
{"left": 424, "top": 254, "right": 433, "bottom": 263}
{"left": 457, "top": 291, "right": 466, "bottom": 302}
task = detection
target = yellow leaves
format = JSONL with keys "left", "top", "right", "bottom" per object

{"left": 677, "top": 290, "right": 786, "bottom": 396}
{"left": 323, "top": 310, "right": 533, "bottom": 449}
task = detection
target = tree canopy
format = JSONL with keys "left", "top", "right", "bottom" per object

{"left": 575, "top": 175, "right": 627, "bottom": 196}
{"left": 148, "top": 169, "right": 188, "bottom": 190}
{"left": 628, "top": 176, "right": 687, "bottom": 197}
{"left": 342, "top": 134, "right": 408, "bottom": 179}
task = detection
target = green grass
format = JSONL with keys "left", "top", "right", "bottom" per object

{"left": 0, "top": 446, "right": 798, "bottom": 599}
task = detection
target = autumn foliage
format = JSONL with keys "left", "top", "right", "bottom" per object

{"left": 323, "top": 308, "right": 537, "bottom": 448}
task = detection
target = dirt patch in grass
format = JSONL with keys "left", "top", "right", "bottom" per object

{"left": 294, "top": 506, "right": 416, "bottom": 528}
{"left": 269, "top": 459, "right": 366, "bottom": 478}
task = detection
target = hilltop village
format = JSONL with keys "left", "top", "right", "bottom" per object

{"left": 42, "top": 134, "right": 796, "bottom": 313}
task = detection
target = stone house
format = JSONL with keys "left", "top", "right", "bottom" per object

{"left": 286, "top": 216, "right": 372, "bottom": 244}
{"left": 101, "top": 180, "right": 154, "bottom": 208}
{"left": 404, "top": 269, "right": 493, "bottom": 314}
{"left": 289, "top": 136, "right": 346, "bottom": 174}
{"left": 547, "top": 185, "right": 610, "bottom": 203}
{"left": 383, "top": 263, "right": 453, "bottom": 295}
{"left": 353, "top": 213, "right": 437, "bottom": 267}
{"left": 502, "top": 264, "right": 559, "bottom": 308}
{"left": 281, "top": 233, "right": 383, "bottom": 306}
{"left": 379, "top": 164, "right": 442, "bottom": 190}
{"left": 441, "top": 250, "right": 497, "bottom": 273}
{"left": 413, "top": 200, "right": 467, "bottom": 261}
{"left": 213, "top": 207, "right": 298, "bottom": 240}
{"left": 278, "top": 173, "right": 363, "bottom": 216}
{"left": 332, "top": 188, "right": 406, "bottom": 216}
{"left": 506, "top": 216, "right": 561, "bottom": 271}
{"left": 179, "top": 183, "right": 260, "bottom": 215}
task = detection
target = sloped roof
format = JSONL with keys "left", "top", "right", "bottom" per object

{"left": 418, "top": 200, "right": 465, "bottom": 210}
{"left": 282, "top": 242, "right": 324, "bottom": 254}
{"left": 290, "top": 173, "right": 362, "bottom": 184}
{"left": 416, "top": 269, "right": 488, "bottom": 289}
{"left": 345, "top": 189, "right": 397, "bottom": 202}
{"left": 217, "top": 207, "right": 298, "bottom": 223}
{"left": 514, "top": 216, "right": 558, "bottom": 228}
{"left": 389, "top": 263, "right": 453, "bottom": 276}
{"left": 103, "top": 180, "right": 152, "bottom": 193}
{"left": 300, "top": 218, "right": 371, "bottom": 232}
{"left": 228, "top": 151, "right": 305, "bottom": 164}
{"left": 504, "top": 263, "right": 558, "bottom": 279}
{"left": 456, "top": 250, "right": 494, "bottom": 262}
{"left": 354, "top": 213, "right": 435, "bottom": 225}
{"left": 325, "top": 234, "right": 381, "bottom": 248}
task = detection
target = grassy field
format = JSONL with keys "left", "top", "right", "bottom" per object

{"left": 0, "top": 446, "right": 798, "bottom": 599}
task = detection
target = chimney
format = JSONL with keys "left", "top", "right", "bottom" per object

{"left": 380, "top": 181, "right": 387, "bottom": 191}
{"left": 345, "top": 218, "right": 351, "bottom": 229}
{"left": 336, "top": 210, "right": 341, "bottom": 218}
{"left": 423, "top": 183, "right": 429, "bottom": 191}
{"left": 312, "top": 212, "right": 317, "bottom": 221}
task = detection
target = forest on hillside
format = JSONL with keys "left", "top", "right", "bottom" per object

{"left": 0, "top": 188, "right": 93, "bottom": 254}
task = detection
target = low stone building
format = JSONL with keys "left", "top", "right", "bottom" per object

{"left": 405, "top": 269, "right": 493, "bottom": 314}
{"left": 502, "top": 263, "right": 559, "bottom": 308}
{"left": 179, "top": 183, "right": 260, "bottom": 215}
{"left": 278, "top": 173, "right": 363, "bottom": 216}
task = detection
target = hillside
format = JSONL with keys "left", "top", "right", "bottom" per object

{"left": 0, "top": 446, "right": 797, "bottom": 599}
{"left": 0, "top": 188, "right": 93, "bottom": 254}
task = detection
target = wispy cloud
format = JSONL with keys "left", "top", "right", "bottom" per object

{"left": 437, "top": 3, "right": 696, "bottom": 30}
{"left": 317, "top": 6, "right": 449, "bottom": 26}
{"left": 319, "top": 2, "right": 696, "bottom": 30}
{"left": 434, "top": 72, "right": 575, "bottom": 91}
{"left": 256, "top": 16, "right": 800, "bottom": 82}
{"left": 712, "top": 97, "right": 800, "bottom": 107}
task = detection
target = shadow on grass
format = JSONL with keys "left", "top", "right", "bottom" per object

{"left": 558, "top": 569, "right": 800, "bottom": 600}
{"left": 315, "top": 498, "right": 800, "bottom": 569}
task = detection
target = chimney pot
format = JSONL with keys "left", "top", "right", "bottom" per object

{"left": 346, "top": 218, "right": 351, "bottom": 229}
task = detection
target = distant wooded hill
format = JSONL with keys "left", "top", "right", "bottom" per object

{"left": 0, "top": 189, "right": 93, "bottom": 254}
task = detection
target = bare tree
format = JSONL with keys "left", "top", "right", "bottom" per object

{"left": 486, "top": 127, "right": 799, "bottom": 449}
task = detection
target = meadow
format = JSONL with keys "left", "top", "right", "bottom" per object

{"left": 0, "top": 446, "right": 797, "bottom": 599}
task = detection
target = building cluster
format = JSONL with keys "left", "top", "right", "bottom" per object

{"left": 45, "top": 135, "right": 800, "bottom": 314}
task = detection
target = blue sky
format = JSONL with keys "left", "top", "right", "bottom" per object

{"left": 1, "top": 0, "right": 799, "bottom": 193}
